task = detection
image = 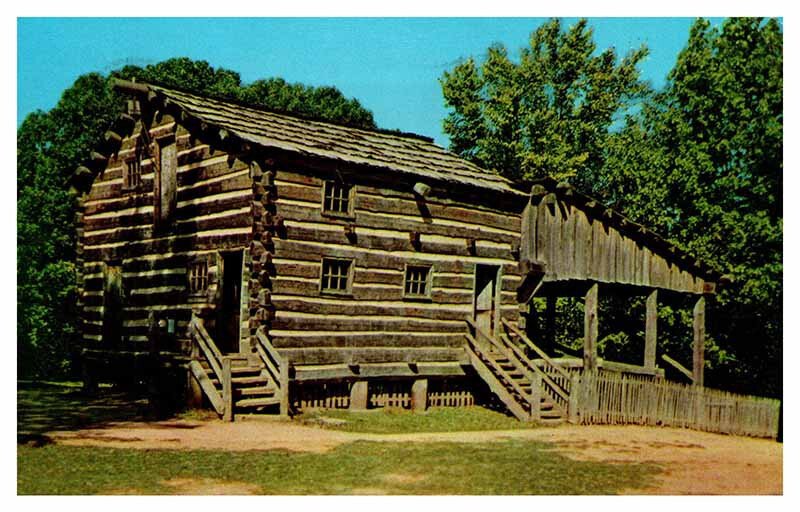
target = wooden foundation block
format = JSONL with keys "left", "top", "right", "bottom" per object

{"left": 411, "top": 379, "right": 428, "bottom": 412}
{"left": 350, "top": 381, "right": 369, "bottom": 410}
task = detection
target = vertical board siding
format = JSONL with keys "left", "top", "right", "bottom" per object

{"left": 525, "top": 197, "right": 710, "bottom": 293}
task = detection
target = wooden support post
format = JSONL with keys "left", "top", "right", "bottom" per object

{"left": 545, "top": 296, "right": 556, "bottom": 352}
{"left": 644, "top": 290, "right": 658, "bottom": 371}
{"left": 583, "top": 283, "right": 599, "bottom": 372}
{"left": 529, "top": 372, "right": 542, "bottom": 422}
{"left": 279, "top": 358, "right": 290, "bottom": 417}
{"left": 568, "top": 373, "right": 580, "bottom": 424}
{"left": 222, "top": 357, "right": 233, "bottom": 422}
{"left": 350, "top": 380, "right": 369, "bottom": 411}
{"left": 693, "top": 296, "right": 706, "bottom": 387}
{"left": 411, "top": 379, "right": 428, "bottom": 412}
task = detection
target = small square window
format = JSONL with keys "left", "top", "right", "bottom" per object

{"left": 123, "top": 140, "right": 143, "bottom": 190}
{"left": 404, "top": 265, "right": 432, "bottom": 298}
{"left": 322, "top": 181, "right": 353, "bottom": 216}
{"left": 188, "top": 259, "right": 209, "bottom": 295}
{"left": 320, "top": 258, "right": 353, "bottom": 294}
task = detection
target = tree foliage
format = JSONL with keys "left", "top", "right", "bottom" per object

{"left": 440, "top": 18, "right": 649, "bottom": 187}
{"left": 597, "top": 18, "right": 782, "bottom": 396}
{"left": 18, "top": 58, "right": 376, "bottom": 379}
{"left": 442, "top": 18, "right": 782, "bottom": 397}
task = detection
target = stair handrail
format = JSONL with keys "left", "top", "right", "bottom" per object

{"left": 187, "top": 312, "right": 229, "bottom": 417}
{"left": 189, "top": 314, "right": 224, "bottom": 380}
{"left": 499, "top": 332, "right": 570, "bottom": 406}
{"left": 255, "top": 327, "right": 283, "bottom": 385}
{"left": 465, "top": 319, "right": 568, "bottom": 402}
{"left": 464, "top": 331, "right": 535, "bottom": 407}
{"left": 502, "top": 319, "right": 572, "bottom": 382}
{"left": 256, "top": 326, "right": 291, "bottom": 417}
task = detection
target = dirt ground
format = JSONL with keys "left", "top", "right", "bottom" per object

{"left": 49, "top": 417, "right": 782, "bottom": 495}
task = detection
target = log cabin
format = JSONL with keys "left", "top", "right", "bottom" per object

{"left": 74, "top": 79, "right": 729, "bottom": 423}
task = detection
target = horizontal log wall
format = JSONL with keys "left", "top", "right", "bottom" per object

{"left": 79, "top": 117, "right": 252, "bottom": 348}
{"left": 270, "top": 169, "right": 523, "bottom": 366}
{"left": 522, "top": 198, "right": 707, "bottom": 294}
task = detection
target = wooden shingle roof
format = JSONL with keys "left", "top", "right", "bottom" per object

{"left": 148, "top": 84, "right": 525, "bottom": 197}
{"left": 100, "top": 80, "right": 726, "bottom": 286}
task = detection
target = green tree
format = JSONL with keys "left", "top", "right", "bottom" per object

{"left": 597, "top": 18, "right": 782, "bottom": 396}
{"left": 440, "top": 18, "right": 649, "bottom": 187}
{"left": 18, "top": 58, "right": 376, "bottom": 380}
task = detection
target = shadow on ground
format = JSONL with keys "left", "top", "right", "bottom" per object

{"left": 17, "top": 381, "right": 156, "bottom": 443}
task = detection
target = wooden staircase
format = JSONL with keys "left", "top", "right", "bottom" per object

{"left": 188, "top": 314, "right": 290, "bottom": 420}
{"left": 465, "top": 317, "right": 574, "bottom": 424}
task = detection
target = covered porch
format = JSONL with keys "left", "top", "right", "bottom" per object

{"left": 515, "top": 179, "right": 729, "bottom": 385}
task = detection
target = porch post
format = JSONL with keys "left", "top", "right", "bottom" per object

{"left": 644, "top": 290, "right": 658, "bottom": 371}
{"left": 692, "top": 296, "right": 706, "bottom": 386}
{"left": 583, "top": 283, "right": 599, "bottom": 372}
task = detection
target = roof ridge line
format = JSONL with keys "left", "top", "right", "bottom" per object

{"left": 132, "top": 80, "right": 437, "bottom": 144}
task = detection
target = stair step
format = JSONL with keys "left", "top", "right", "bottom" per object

{"left": 238, "top": 386, "right": 276, "bottom": 397}
{"left": 231, "top": 366, "right": 263, "bottom": 375}
{"left": 200, "top": 363, "right": 262, "bottom": 375}
{"left": 210, "top": 375, "right": 269, "bottom": 386}
{"left": 538, "top": 418, "right": 566, "bottom": 426}
{"left": 236, "top": 396, "right": 281, "bottom": 408}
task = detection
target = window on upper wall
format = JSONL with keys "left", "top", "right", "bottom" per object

{"left": 320, "top": 258, "right": 353, "bottom": 294}
{"left": 122, "top": 140, "right": 143, "bottom": 191}
{"left": 404, "top": 265, "right": 432, "bottom": 299}
{"left": 322, "top": 180, "right": 353, "bottom": 216}
{"left": 188, "top": 259, "right": 209, "bottom": 295}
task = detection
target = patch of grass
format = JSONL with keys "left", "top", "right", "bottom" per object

{"left": 18, "top": 441, "right": 660, "bottom": 495}
{"left": 296, "top": 406, "right": 539, "bottom": 434}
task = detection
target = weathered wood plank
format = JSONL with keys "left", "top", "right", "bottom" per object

{"left": 644, "top": 290, "right": 658, "bottom": 370}
{"left": 292, "top": 362, "right": 467, "bottom": 381}
{"left": 277, "top": 346, "right": 466, "bottom": 365}
{"left": 584, "top": 283, "right": 599, "bottom": 372}
{"left": 281, "top": 222, "right": 513, "bottom": 260}
{"left": 188, "top": 360, "right": 224, "bottom": 414}
{"left": 270, "top": 331, "right": 465, "bottom": 349}
{"left": 272, "top": 313, "right": 465, "bottom": 333}
{"left": 273, "top": 239, "right": 517, "bottom": 276}
{"left": 272, "top": 296, "right": 471, "bottom": 320}
{"left": 693, "top": 296, "right": 706, "bottom": 386}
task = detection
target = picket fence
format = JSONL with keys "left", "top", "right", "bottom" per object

{"left": 575, "top": 371, "right": 780, "bottom": 438}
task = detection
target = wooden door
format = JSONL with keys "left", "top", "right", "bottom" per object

{"left": 474, "top": 264, "right": 500, "bottom": 336}
{"left": 217, "top": 250, "right": 243, "bottom": 354}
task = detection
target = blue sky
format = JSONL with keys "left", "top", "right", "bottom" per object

{"left": 18, "top": 17, "right": 712, "bottom": 146}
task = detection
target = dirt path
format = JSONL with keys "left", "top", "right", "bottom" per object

{"left": 49, "top": 417, "right": 782, "bottom": 495}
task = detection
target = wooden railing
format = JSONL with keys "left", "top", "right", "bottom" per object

{"left": 576, "top": 371, "right": 781, "bottom": 438}
{"left": 463, "top": 328, "right": 533, "bottom": 421}
{"left": 256, "top": 327, "right": 290, "bottom": 416}
{"left": 500, "top": 319, "right": 573, "bottom": 418}
{"left": 188, "top": 313, "right": 231, "bottom": 419}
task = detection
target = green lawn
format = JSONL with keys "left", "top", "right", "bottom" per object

{"left": 18, "top": 441, "right": 659, "bottom": 495}
{"left": 17, "top": 382, "right": 661, "bottom": 495}
{"left": 295, "top": 406, "right": 540, "bottom": 434}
